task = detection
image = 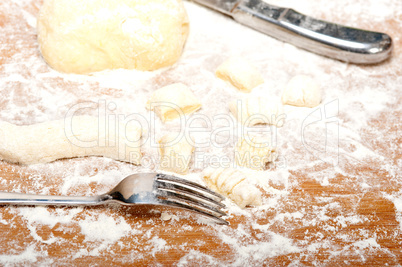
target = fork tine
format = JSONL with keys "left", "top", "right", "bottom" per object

{"left": 156, "top": 180, "right": 225, "bottom": 208}
{"left": 157, "top": 189, "right": 226, "bottom": 217}
{"left": 158, "top": 198, "right": 229, "bottom": 225}
{"left": 155, "top": 174, "right": 225, "bottom": 201}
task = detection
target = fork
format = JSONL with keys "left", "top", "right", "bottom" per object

{"left": 0, "top": 173, "right": 228, "bottom": 225}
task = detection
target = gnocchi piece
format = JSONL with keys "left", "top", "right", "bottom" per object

{"left": 146, "top": 83, "right": 202, "bottom": 122}
{"left": 0, "top": 116, "right": 142, "bottom": 165}
{"left": 202, "top": 167, "right": 262, "bottom": 208}
{"left": 215, "top": 57, "right": 264, "bottom": 92}
{"left": 282, "top": 75, "right": 321, "bottom": 108}
{"left": 235, "top": 136, "right": 278, "bottom": 170}
{"left": 229, "top": 97, "right": 284, "bottom": 127}
{"left": 158, "top": 133, "right": 194, "bottom": 174}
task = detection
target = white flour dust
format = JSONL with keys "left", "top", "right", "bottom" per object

{"left": 0, "top": 0, "right": 401, "bottom": 265}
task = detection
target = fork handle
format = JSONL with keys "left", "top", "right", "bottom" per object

{"left": 0, "top": 191, "right": 107, "bottom": 206}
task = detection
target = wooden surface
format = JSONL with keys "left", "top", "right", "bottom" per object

{"left": 1, "top": 156, "right": 402, "bottom": 265}
{"left": 0, "top": 0, "right": 401, "bottom": 266}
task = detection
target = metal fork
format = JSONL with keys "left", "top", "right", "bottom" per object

{"left": 0, "top": 173, "right": 228, "bottom": 225}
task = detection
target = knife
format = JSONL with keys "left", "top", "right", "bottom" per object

{"left": 192, "top": 0, "right": 393, "bottom": 64}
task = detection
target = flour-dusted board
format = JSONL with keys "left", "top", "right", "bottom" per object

{"left": 0, "top": 0, "right": 401, "bottom": 265}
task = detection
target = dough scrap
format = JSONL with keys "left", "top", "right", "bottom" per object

{"left": 0, "top": 116, "right": 142, "bottom": 165}
{"left": 161, "top": 212, "right": 179, "bottom": 221}
{"left": 202, "top": 167, "right": 262, "bottom": 208}
{"left": 146, "top": 83, "right": 202, "bottom": 122}
{"left": 215, "top": 57, "right": 264, "bottom": 92}
{"left": 235, "top": 136, "right": 277, "bottom": 170}
{"left": 229, "top": 97, "right": 285, "bottom": 127}
{"left": 37, "top": 0, "right": 189, "bottom": 74}
{"left": 282, "top": 75, "right": 321, "bottom": 108}
{"left": 158, "top": 133, "right": 194, "bottom": 174}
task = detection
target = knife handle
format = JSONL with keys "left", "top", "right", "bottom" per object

{"left": 231, "top": 0, "right": 392, "bottom": 64}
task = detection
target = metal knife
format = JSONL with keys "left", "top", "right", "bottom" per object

{"left": 192, "top": 0, "right": 393, "bottom": 64}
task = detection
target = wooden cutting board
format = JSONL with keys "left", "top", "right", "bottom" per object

{"left": 0, "top": 0, "right": 401, "bottom": 265}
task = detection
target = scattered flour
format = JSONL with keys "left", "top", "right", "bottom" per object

{"left": 0, "top": 214, "right": 8, "bottom": 225}
{"left": 16, "top": 207, "right": 83, "bottom": 244}
{"left": 218, "top": 230, "right": 301, "bottom": 265}
{"left": 0, "top": 0, "right": 401, "bottom": 265}
{"left": 0, "top": 245, "right": 53, "bottom": 266}
{"left": 384, "top": 193, "right": 402, "bottom": 230}
{"left": 147, "top": 236, "right": 169, "bottom": 256}
{"left": 78, "top": 213, "right": 132, "bottom": 243}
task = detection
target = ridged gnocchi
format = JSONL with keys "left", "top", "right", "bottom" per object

{"left": 158, "top": 133, "right": 194, "bottom": 174}
{"left": 229, "top": 97, "right": 284, "bottom": 127}
{"left": 146, "top": 83, "right": 202, "bottom": 122}
{"left": 215, "top": 57, "right": 264, "bottom": 93}
{"left": 202, "top": 167, "right": 262, "bottom": 208}
{"left": 235, "top": 136, "right": 278, "bottom": 170}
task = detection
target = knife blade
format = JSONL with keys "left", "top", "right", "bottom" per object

{"left": 192, "top": 0, "right": 393, "bottom": 64}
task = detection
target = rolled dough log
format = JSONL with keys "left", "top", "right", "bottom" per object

{"left": 37, "top": 0, "right": 189, "bottom": 74}
{"left": 0, "top": 116, "right": 142, "bottom": 165}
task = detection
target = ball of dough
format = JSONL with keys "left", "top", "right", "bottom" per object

{"left": 281, "top": 75, "right": 321, "bottom": 108}
{"left": 37, "top": 0, "right": 189, "bottom": 74}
